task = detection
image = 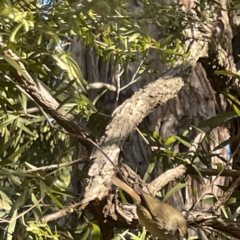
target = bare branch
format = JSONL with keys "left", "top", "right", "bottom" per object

{"left": 187, "top": 167, "right": 240, "bottom": 177}
{"left": 212, "top": 176, "right": 240, "bottom": 212}
{"left": 42, "top": 202, "right": 87, "bottom": 222}
{"left": 184, "top": 210, "right": 240, "bottom": 239}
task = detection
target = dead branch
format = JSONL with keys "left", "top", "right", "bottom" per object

{"left": 186, "top": 166, "right": 240, "bottom": 177}
{"left": 184, "top": 210, "right": 240, "bottom": 239}
{"left": 212, "top": 176, "right": 240, "bottom": 212}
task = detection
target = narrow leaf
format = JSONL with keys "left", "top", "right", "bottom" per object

{"left": 163, "top": 183, "right": 187, "bottom": 202}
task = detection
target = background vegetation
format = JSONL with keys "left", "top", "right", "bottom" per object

{"left": 1, "top": 0, "right": 240, "bottom": 239}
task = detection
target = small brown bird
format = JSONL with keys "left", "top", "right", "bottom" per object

{"left": 112, "top": 176, "right": 188, "bottom": 240}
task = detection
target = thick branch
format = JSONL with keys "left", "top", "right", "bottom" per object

{"left": 83, "top": 76, "right": 185, "bottom": 203}
{"left": 82, "top": 37, "right": 208, "bottom": 204}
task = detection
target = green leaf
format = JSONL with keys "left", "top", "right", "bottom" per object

{"left": 2, "top": 56, "right": 32, "bottom": 82}
{"left": 47, "top": 191, "right": 64, "bottom": 209}
{"left": 92, "top": 89, "right": 108, "bottom": 106}
{"left": 17, "top": 123, "right": 35, "bottom": 137}
{"left": 20, "top": 92, "right": 27, "bottom": 113}
{"left": 220, "top": 205, "right": 228, "bottom": 218}
{"left": 6, "top": 141, "right": 30, "bottom": 162}
{"left": 233, "top": 104, "right": 240, "bottom": 116}
{"left": 164, "top": 136, "right": 176, "bottom": 146}
{"left": 90, "top": 222, "right": 101, "bottom": 240}
{"left": 212, "top": 136, "right": 233, "bottom": 152}
{"left": 0, "top": 192, "right": 12, "bottom": 212}
{"left": 161, "top": 34, "right": 175, "bottom": 48}
{"left": 228, "top": 93, "right": 240, "bottom": 116}
{"left": 31, "top": 193, "right": 42, "bottom": 214}
{"left": 143, "top": 161, "right": 156, "bottom": 182}
{"left": 52, "top": 53, "right": 87, "bottom": 93}
{"left": 189, "top": 164, "right": 204, "bottom": 183}
{"left": 7, "top": 209, "right": 18, "bottom": 240}
{"left": 0, "top": 114, "right": 19, "bottom": 128}
{"left": 163, "top": 183, "right": 187, "bottom": 202}
{"left": 11, "top": 187, "right": 29, "bottom": 212}
{"left": 78, "top": 94, "right": 97, "bottom": 112}
{"left": 118, "top": 189, "right": 128, "bottom": 203}
{"left": 202, "top": 196, "right": 216, "bottom": 205}
{"left": 149, "top": 131, "right": 163, "bottom": 143}
{"left": 225, "top": 197, "right": 236, "bottom": 205}
{"left": 80, "top": 224, "right": 91, "bottom": 240}
{"left": 9, "top": 22, "right": 23, "bottom": 42}
{"left": 128, "top": 33, "right": 141, "bottom": 42}
{"left": 198, "top": 112, "right": 239, "bottom": 131}
{"left": 175, "top": 136, "right": 191, "bottom": 148}
{"left": 125, "top": 232, "right": 141, "bottom": 240}
{"left": 40, "top": 180, "right": 47, "bottom": 199}
{"left": 215, "top": 70, "right": 240, "bottom": 79}
{"left": 0, "top": 134, "right": 18, "bottom": 155}
{"left": 53, "top": 79, "right": 76, "bottom": 98}
{"left": 214, "top": 163, "right": 224, "bottom": 173}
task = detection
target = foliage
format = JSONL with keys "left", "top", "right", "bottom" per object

{"left": 0, "top": 0, "right": 240, "bottom": 239}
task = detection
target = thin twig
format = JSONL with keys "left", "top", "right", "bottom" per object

{"left": 189, "top": 131, "right": 233, "bottom": 211}
{"left": 24, "top": 158, "right": 89, "bottom": 173}
{"left": 211, "top": 176, "right": 240, "bottom": 212}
